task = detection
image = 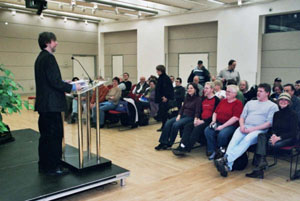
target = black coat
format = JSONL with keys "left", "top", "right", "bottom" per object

{"left": 34, "top": 50, "right": 72, "bottom": 112}
{"left": 155, "top": 73, "right": 174, "bottom": 103}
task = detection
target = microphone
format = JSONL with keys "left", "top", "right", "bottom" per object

{"left": 71, "top": 57, "right": 93, "bottom": 84}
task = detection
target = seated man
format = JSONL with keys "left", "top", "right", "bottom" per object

{"left": 121, "top": 72, "right": 132, "bottom": 97}
{"left": 193, "top": 76, "right": 204, "bottom": 96}
{"left": 246, "top": 92, "right": 298, "bottom": 179}
{"left": 172, "top": 82, "right": 219, "bottom": 155}
{"left": 215, "top": 83, "right": 278, "bottom": 177}
{"left": 133, "top": 76, "right": 149, "bottom": 95}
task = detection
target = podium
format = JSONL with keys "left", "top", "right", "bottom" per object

{"left": 62, "top": 80, "right": 112, "bottom": 171}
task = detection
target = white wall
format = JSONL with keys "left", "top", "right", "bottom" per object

{"left": 98, "top": 0, "right": 300, "bottom": 86}
{"left": 0, "top": 10, "right": 98, "bottom": 94}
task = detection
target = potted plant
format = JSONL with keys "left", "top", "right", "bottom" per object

{"left": 0, "top": 64, "right": 33, "bottom": 144}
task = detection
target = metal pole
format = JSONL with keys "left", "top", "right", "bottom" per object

{"left": 95, "top": 85, "right": 101, "bottom": 162}
{"left": 77, "top": 93, "right": 84, "bottom": 168}
{"left": 61, "top": 112, "right": 65, "bottom": 161}
{"left": 86, "top": 90, "right": 91, "bottom": 159}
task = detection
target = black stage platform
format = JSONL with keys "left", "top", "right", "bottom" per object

{"left": 0, "top": 129, "right": 130, "bottom": 201}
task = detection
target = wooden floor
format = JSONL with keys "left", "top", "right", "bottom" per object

{"left": 4, "top": 101, "right": 300, "bottom": 201}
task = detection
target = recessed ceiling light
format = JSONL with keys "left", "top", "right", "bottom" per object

{"left": 207, "top": 0, "right": 224, "bottom": 5}
{"left": 11, "top": 10, "right": 16, "bottom": 16}
{"left": 5, "top": 22, "right": 8, "bottom": 25}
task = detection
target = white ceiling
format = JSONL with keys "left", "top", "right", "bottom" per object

{"left": 0, "top": 0, "right": 276, "bottom": 23}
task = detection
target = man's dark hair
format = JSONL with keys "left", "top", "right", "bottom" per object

{"left": 156, "top": 65, "right": 166, "bottom": 74}
{"left": 198, "top": 60, "right": 203, "bottom": 65}
{"left": 176, "top": 77, "right": 182, "bottom": 83}
{"left": 258, "top": 83, "right": 271, "bottom": 94}
{"left": 112, "top": 77, "right": 120, "bottom": 84}
{"left": 284, "top": 83, "right": 295, "bottom": 92}
{"left": 38, "top": 32, "right": 56, "bottom": 50}
{"left": 228, "top": 59, "right": 236, "bottom": 66}
{"left": 187, "top": 82, "right": 199, "bottom": 97}
{"left": 123, "top": 72, "right": 129, "bottom": 77}
{"left": 295, "top": 80, "right": 300, "bottom": 84}
{"left": 72, "top": 77, "right": 79, "bottom": 82}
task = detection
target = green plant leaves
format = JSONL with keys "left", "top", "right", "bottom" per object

{"left": 0, "top": 64, "right": 32, "bottom": 133}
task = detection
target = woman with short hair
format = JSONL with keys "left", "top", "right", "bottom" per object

{"left": 204, "top": 85, "right": 243, "bottom": 160}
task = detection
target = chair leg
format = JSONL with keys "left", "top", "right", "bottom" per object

{"left": 290, "top": 151, "right": 300, "bottom": 180}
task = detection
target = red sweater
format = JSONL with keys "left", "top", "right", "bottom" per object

{"left": 215, "top": 99, "right": 243, "bottom": 126}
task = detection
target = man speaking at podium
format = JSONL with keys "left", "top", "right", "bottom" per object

{"left": 34, "top": 32, "right": 80, "bottom": 176}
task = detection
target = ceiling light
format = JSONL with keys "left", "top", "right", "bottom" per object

{"left": 64, "top": 17, "right": 67, "bottom": 23}
{"left": 207, "top": 0, "right": 224, "bottom": 5}
{"left": 238, "top": 0, "right": 242, "bottom": 6}
{"left": 5, "top": 22, "right": 8, "bottom": 25}
{"left": 11, "top": 9, "right": 16, "bottom": 16}
{"left": 93, "top": 4, "right": 97, "bottom": 9}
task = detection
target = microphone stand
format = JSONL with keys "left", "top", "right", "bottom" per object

{"left": 71, "top": 57, "right": 94, "bottom": 84}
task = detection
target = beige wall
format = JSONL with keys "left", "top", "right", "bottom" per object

{"left": 168, "top": 22, "right": 218, "bottom": 81}
{"left": 0, "top": 10, "right": 98, "bottom": 94}
{"left": 261, "top": 31, "right": 300, "bottom": 85}
{"left": 104, "top": 30, "right": 137, "bottom": 83}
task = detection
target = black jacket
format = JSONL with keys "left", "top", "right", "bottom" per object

{"left": 155, "top": 73, "right": 174, "bottom": 103}
{"left": 34, "top": 50, "right": 72, "bottom": 112}
{"left": 272, "top": 106, "right": 298, "bottom": 140}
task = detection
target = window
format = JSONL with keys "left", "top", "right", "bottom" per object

{"left": 265, "top": 12, "right": 300, "bottom": 33}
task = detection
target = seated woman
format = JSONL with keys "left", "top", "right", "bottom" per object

{"left": 92, "top": 77, "right": 121, "bottom": 128}
{"left": 246, "top": 92, "right": 299, "bottom": 179}
{"left": 155, "top": 83, "right": 201, "bottom": 150}
{"left": 172, "top": 82, "right": 220, "bottom": 155}
{"left": 214, "top": 80, "right": 226, "bottom": 100}
{"left": 139, "top": 80, "right": 159, "bottom": 118}
{"left": 204, "top": 85, "right": 243, "bottom": 160}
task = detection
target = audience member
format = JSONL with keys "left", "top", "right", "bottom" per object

{"left": 193, "top": 76, "right": 204, "bottom": 96}
{"left": 214, "top": 80, "right": 226, "bottom": 100}
{"left": 239, "top": 80, "right": 257, "bottom": 104}
{"left": 217, "top": 59, "right": 240, "bottom": 87}
{"left": 90, "top": 82, "right": 109, "bottom": 125}
{"left": 155, "top": 83, "right": 201, "bottom": 150}
{"left": 227, "top": 80, "right": 245, "bottom": 104}
{"left": 172, "top": 82, "right": 220, "bottom": 155}
{"left": 270, "top": 85, "right": 283, "bottom": 101}
{"left": 273, "top": 77, "right": 282, "bottom": 89}
{"left": 187, "top": 60, "right": 210, "bottom": 86}
{"left": 295, "top": 80, "right": 300, "bottom": 97}
{"left": 133, "top": 76, "right": 149, "bottom": 95}
{"left": 283, "top": 84, "right": 300, "bottom": 127}
{"left": 155, "top": 65, "right": 174, "bottom": 131}
{"left": 204, "top": 85, "right": 243, "bottom": 160}
{"left": 215, "top": 83, "right": 278, "bottom": 177}
{"left": 170, "top": 75, "right": 176, "bottom": 87}
{"left": 143, "top": 80, "right": 159, "bottom": 117}
{"left": 91, "top": 77, "right": 121, "bottom": 128}
{"left": 120, "top": 72, "right": 132, "bottom": 97}
{"left": 174, "top": 78, "right": 185, "bottom": 110}
{"left": 246, "top": 92, "right": 298, "bottom": 179}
